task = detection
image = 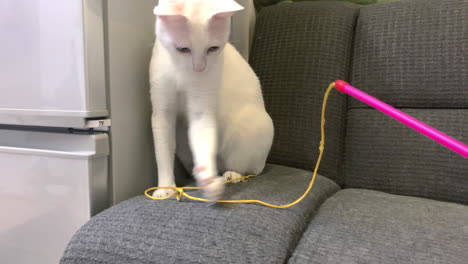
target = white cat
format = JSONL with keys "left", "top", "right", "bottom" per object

{"left": 149, "top": 0, "right": 273, "bottom": 201}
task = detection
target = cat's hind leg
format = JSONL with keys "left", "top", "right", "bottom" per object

{"left": 218, "top": 105, "right": 274, "bottom": 182}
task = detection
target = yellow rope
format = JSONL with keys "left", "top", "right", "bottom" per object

{"left": 144, "top": 82, "right": 336, "bottom": 208}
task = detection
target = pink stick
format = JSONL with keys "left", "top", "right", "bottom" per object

{"left": 334, "top": 80, "right": 468, "bottom": 159}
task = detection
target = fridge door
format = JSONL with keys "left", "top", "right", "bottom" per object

{"left": 0, "top": 0, "right": 107, "bottom": 128}
{"left": 0, "top": 129, "right": 109, "bottom": 264}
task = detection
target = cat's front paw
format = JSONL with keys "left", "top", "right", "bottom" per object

{"left": 200, "top": 176, "right": 225, "bottom": 201}
{"left": 152, "top": 188, "right": 177, "bottom": 199}
{"left": 223, "top": 171, "right": 243, "bottom": 183}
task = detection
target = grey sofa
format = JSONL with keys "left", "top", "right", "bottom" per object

{"left": 61, "top": 0, "right": 468, "bottom": 263}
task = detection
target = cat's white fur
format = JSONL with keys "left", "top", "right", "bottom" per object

{"left": 149, "top": 0, "right": 273, "bottom": 201}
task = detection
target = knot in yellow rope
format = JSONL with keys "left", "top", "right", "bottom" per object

{"left": 175, "top": 188, "right": 184, "bottom": 201}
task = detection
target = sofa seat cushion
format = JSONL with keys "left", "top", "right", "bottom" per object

{"left": 61, "top": 164, "right": 339, "bottom": 264}
{"left": 289, "top": 189, "right": 468, "bottom": 264}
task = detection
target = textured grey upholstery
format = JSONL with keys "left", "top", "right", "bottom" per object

{"left": 345, "top": 109, "right": 468, "bottom": 204}
{"left": 250, "top": 1, "right": 359, "bottom": 185}
{"left": 345, "top": 0, "right": 468, "bottom": 204}
{"left": 289, "top": 189, "right": 468, "bottom": 264}
{"left": 351, "top": 0, "right": 468, "bottom": 108}
{"left": 61, "top": 165, "right": 339, "bottom": 264}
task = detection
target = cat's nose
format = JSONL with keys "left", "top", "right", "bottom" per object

{"left": 192, "top": 57, "right": 207, "bottom": 72}
{"left": 193, "top": 65, "right": 206, "bottom": 72}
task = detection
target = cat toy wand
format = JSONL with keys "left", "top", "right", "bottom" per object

{"left": 333, "top": 80, "right": 468, "bottom": 159}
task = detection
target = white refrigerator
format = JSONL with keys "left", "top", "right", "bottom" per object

{"left": 0, "top": 0, "right": 255, "bottom": 263}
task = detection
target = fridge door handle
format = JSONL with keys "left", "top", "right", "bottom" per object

{"left": 85, "top": 119, "right": 111, "bottom": 131}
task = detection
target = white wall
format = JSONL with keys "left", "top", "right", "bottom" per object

{"left": 105, "top": 0, "right": 158, "bottom": 204}
{"left": 231, "top": 0, "right": 256, "bottom": 60}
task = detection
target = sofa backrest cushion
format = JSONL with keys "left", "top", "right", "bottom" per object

{"left": 346, "top": 0, "right": 468, "bottom": 204}
{"left": 250, "top": 1, "right": 360, "bottom": 185}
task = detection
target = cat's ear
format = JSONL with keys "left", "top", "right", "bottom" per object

{"left": 153, "top": 0, "right": 184, "bottom": 17}
{"left": 153, "top": 1, "right": 187, "bottom": 24}
{"left": 211, "top": 0, "right": 244, "bottom": 19}
{"left": 154, "top": 2, "right": 189, "bottom": 44}
{"left": 209, "top": 0, "right": 244, "bottom": 37}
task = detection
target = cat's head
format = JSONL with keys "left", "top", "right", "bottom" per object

{"left": 154, "top": 0, "right": 243, "bottom": 72}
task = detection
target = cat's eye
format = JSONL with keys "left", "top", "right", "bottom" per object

{"left": 176, "top": 47, "right": 191, "bottom": 54}
{"left": 207, "top": 46, "right": 220, "bottom": 53}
